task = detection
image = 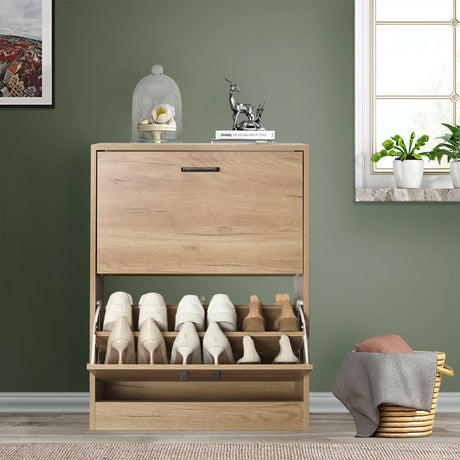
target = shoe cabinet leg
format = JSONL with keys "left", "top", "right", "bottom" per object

{"left": 90, "top": 275, "right": 104, "bottom": 430}
{"left": 90, "top": 374, "right": 96, "bottom": 430}
{"left": 303, "top": 374, "right": 310, "bottom": 430}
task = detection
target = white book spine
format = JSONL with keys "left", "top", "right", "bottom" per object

{"left": 215, "top": 130, "right": 275, "bottom": 140}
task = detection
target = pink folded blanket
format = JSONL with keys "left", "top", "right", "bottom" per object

{"left": 355, "top": 334, "right": 414, "bottom": 353}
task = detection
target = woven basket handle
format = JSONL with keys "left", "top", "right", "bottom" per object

{"left": 437, "top": 364, "right": 454, "bottom": 377}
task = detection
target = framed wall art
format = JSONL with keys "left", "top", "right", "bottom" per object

{"left": 0, "top": 0, "right": 54, "bottom": 108}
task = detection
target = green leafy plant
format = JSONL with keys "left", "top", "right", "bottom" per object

{"left": 371, "top": 132, "right": 432, "bottom": 163}
{"left": 430, "top": 123, "right": 460, "bottom": 163}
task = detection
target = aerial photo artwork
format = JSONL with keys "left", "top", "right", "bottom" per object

{"left": 0, "top": 0, "right": 53, "bottom": 106}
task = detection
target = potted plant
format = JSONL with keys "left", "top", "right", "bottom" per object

{"left": 371, "top": 132, "right": 431, "bottom": 188}
{"left": 430, "top": 123, "right": 460, "bottom": 188}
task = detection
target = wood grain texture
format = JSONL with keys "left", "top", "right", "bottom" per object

{"left": 94, "top": 401, "right": 305, "bottom": 430}
{"left": 89, "top": 147, "right": 97, "bottom": 430}
{"left": 2, "top": 414, "right": 460, "bottom": 442}
{"left": 87, "top": 364, "right": 312, "bottom": 381}
{"left": 93, "top": 143, "right": 308, "bottom": 152}
{"left": 97, "top": 379, "right": 302, "bottom": 402}
{"left": 90, "top": 147, "right": 97, "bottom": 361}
{"left": 89, "top": 143, "right": 311, "bottom": 431}
{"left": 302, "top": 148, "right": 310, "bottom": 429}
{"left": 303, "top": 374, "right": 310, "bottom": 430}
{"left": 303, "top": 146, "right": 310, "bottom": 351}
{"left": 96, "top": 148, "right": 304, "bottom": 274}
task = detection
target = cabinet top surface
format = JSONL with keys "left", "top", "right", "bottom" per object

{"left": 92, "top": 143, "right": 309, "bottom": 151}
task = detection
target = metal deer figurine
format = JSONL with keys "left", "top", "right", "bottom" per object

{"left": 225, "top": 77, "right": 265, "bottom": 130}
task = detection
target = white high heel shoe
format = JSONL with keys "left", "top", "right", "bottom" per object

{"left": 170, "top": 321, "right": 202, "bottom": 364}
{"left": 138, "top": 318, "right": 168, "bottom": 364}
{"left": 103, "top": 291, "right": 133, "bottom": 332}
{"left": 105, "top": 316, "right": 135, "bottom": 364}
{"left": 203, "top": 322, "right": 235, "bottom": 365}
{"left": 236, "top": 336, "right": 261, "bottom": 364}
{"left": 207, "top": 294, "right": 237, "bottom": 332}
{"left": 272, "top": 335, "right": 300, "bottom": 364}
{"left": 175, "top": 295, "right": 205, "bottom": 332}
{"left": 138, "top": 292, "right": 168, "bottom": 331}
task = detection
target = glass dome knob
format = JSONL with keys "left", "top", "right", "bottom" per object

{"left": 151, "top": 64, "right": 163, "bottom": 75}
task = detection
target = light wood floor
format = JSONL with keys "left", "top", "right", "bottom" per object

{"left": 0, "top": 414, "right": 459, "bottom": 443}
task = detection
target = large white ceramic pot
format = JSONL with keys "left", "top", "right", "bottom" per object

{"left": 450, "top": 160, "right": 460, "bottom": 188}
{"left": 393, "top": 159, "right": 424, "bottom": 188}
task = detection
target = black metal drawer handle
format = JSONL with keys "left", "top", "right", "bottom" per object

{"left": 180, "top": 370, "right": 221, "bottom": 381}
{"left": 181, "top": 167, "right": 220, "bottom": 172}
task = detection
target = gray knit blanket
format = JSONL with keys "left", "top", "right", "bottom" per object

{"left": 332, "top": 351, "right": 437, "bottom": 437}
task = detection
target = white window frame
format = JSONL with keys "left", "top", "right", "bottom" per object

{"left": 355, "top": 0, "right": 453, "bottom": 189}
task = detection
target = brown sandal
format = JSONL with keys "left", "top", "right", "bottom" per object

{"left": 242, "top": 295, "right": 266, "bottom": 331}
{"left": 272, "top": 293, "right": 298, "bottom": 331}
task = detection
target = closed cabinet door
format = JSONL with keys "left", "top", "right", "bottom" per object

{"left": 97, "top": 150, "right": 304, "bottom": 274}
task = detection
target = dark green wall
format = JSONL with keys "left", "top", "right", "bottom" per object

{"left": 1, "top": 0, "right": 458, "bottom": 392}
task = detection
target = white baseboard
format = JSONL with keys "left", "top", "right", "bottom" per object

{"left": 0, "top": 393, "right": 89, "bottom": 413}
{"left": 310, "top": 392, "right": 460, "bottom": 413}
{"left": 0, "top": 392, "right": 459, "bottom": 414}
{"left": 311, "top": 392, "right": 347, "bottom": 413}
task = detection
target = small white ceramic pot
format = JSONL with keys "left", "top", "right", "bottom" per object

{"left": 393, "top": 159, "right": 424, "bottom": 188}
{"left": 450, "top": 160, "right": 460, "bottom": 188}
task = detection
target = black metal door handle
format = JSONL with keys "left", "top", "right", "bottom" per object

{"left": 181, "top": 167, "right": 220, "bottom": 172}
{"left": 179, "top": 370, "right": 221, "bottom": 381}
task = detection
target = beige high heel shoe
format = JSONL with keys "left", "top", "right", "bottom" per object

{"left": 170, "top": 321, "right": 202, "bottom": 364}
{"left": 203, "top": 322, "right": 235, "bottom": 364}
{"left": 175, "top": 295, "right": 205, "bottom": 332}
{"left": 272, "top": 335, "right": 300, "bottom": 364}
{"left": 236, "top": 336, "right": 261, "bottom": 364}
{"left": 207, "top": 294, "right": 237, "bottom": 332}
{"left": 137, "top": 318, "right": 168, "bottom": 364}
{"left": 272, "top": 293, "right": 298, "bottom": 331}
{"left": 105, "top": 316, "right": 135, "bottom": 364}
{"left": 138, "top": 292, "right": 168, "bottom": 332}
{"left": 103, "top": 291, "right": 133, "bottom": 332}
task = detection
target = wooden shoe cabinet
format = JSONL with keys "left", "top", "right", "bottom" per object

{"left": 87, "top": 143, "right": 312, "bottom": 430}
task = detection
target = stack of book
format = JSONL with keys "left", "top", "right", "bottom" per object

{"left": 211, "top": 130, "right": 275, "bottom": 144}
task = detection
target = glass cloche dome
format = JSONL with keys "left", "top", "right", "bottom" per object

{"left": 132, "top": 64, "right": 182, "bottom": 143}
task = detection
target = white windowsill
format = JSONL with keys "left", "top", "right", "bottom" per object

{"left": 356, "top": 188, "right": 460, "bottom": 202}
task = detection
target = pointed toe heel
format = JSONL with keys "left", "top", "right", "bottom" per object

{"left": 111, "top": 339, "right": 130, "bottom": 365}
{"left": 105, "top": 316, "right": 136, "bottom": 364}
{"left": 205, "top": 346, "right": 232, "bottom": 365}
{"left": 140, "top": 339, "right": 162, "bottom": 364}
{"left": 176, "top": 346, "right": 195, "bottom": 364}
{"left": 137, "top": 318, "right": 167, "bottom": 364}
{"left": 203, "top": 322, "right": 234, "bottom": 364}
{"left": 170, "top": 322, "right": 202, "bottom": 364}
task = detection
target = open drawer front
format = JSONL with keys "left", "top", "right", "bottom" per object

{"left": 87, "top": 301, "right": 312, "bottom": 430}
{"left": 87, "top": 364, "right": 312, "bottom": 430}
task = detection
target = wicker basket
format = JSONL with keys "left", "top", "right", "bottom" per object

{"left": 374, "top": 352, "right": 454, "bottom": 438}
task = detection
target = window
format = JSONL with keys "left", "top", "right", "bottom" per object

{"left": 355, "top": 0, "right": 456, "bottom": 188}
